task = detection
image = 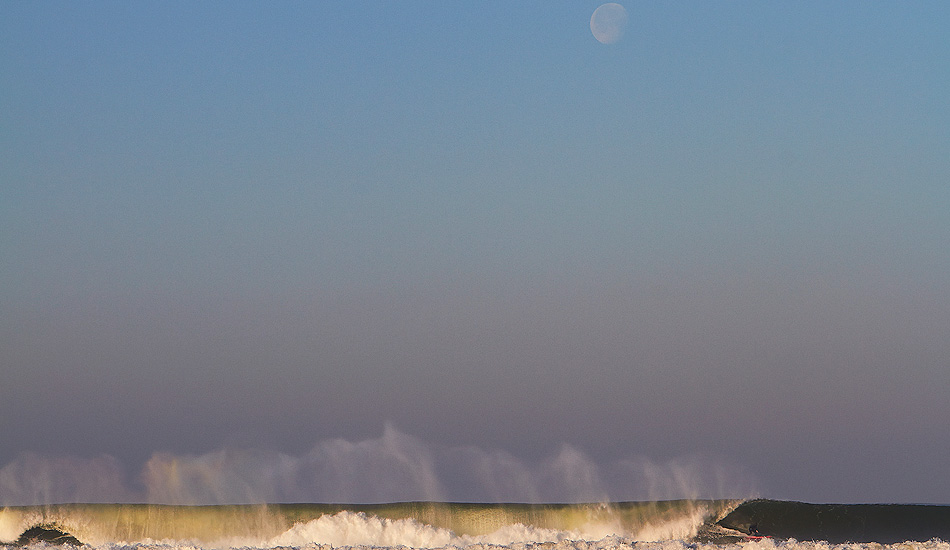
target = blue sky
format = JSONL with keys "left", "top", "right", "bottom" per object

{"left": 2, "top": 1, "right": 949, "bottom": 504}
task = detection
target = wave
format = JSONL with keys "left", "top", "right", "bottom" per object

{"left": 3, "top": 499, "right": 949, "bottom": 548}
{"left": 0, "top": 500, "right": 728, "bottom": 547}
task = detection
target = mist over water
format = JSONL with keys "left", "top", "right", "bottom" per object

{"left": 0, "top": 453, "right": 132, "bottom": 505}
{"left": 0, "top": 425, "right": 755, "bottom": 505}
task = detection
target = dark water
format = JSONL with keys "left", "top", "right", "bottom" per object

{"left": 716, "top": 499, "right": 950, "bottom": 543}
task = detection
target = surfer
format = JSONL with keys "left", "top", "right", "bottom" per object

{"left": 748, "top": 524, "right": 759, "bottom": 536}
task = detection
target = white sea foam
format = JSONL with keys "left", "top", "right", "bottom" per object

{"left": 265, "top": 511, "right": 592, "bottom": 548}
{"left": 632, "top": 507, "right": 709, "bottom": 541}
{"left": 262, "top": 508, "right": 726, "bottom": 548}
{"left": 268, "top": 512, "right": 457, "bottom": 548}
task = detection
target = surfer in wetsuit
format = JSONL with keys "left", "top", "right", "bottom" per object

{"left": 749, "top": 524, "right": 759, "bottom": 536}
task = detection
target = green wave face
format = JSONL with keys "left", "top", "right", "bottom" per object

{"left": 0, "top": 500, "right": 735, "bottom": 546}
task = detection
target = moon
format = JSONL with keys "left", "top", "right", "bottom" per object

{"left": 590, "top": 3, "right": 628, "bottom": 44}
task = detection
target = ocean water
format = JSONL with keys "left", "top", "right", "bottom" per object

{"left": 2, "top": 500, "right": 949, "bottom": 550}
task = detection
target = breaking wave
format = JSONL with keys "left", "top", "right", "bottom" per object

{"left": 3, "top": 500, "right": 950, "bottom": 550}
{"left": 0, "top": 500, "right": 727, "bottom": 547}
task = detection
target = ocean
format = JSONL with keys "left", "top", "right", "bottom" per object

{"left": 2, "top": 500, "right": 949, "bottom": 550}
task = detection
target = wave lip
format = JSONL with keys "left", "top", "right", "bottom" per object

{"left": 716, "top": 499, "right": 950, "bottom": 543}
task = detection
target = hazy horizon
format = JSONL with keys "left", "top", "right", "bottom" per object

{"left": 3, "top": 2, "right": 949, "bottom": 505}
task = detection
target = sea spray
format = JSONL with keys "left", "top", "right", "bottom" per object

{"left": 0, "top": 427, "right": 754, "bottom": 506}
{"left": 0, "top": 453, "right": 133, "bottom": 506}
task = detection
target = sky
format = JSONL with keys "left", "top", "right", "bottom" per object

{"left": 2, "top": 1, "right": 949, "bottom": 506}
